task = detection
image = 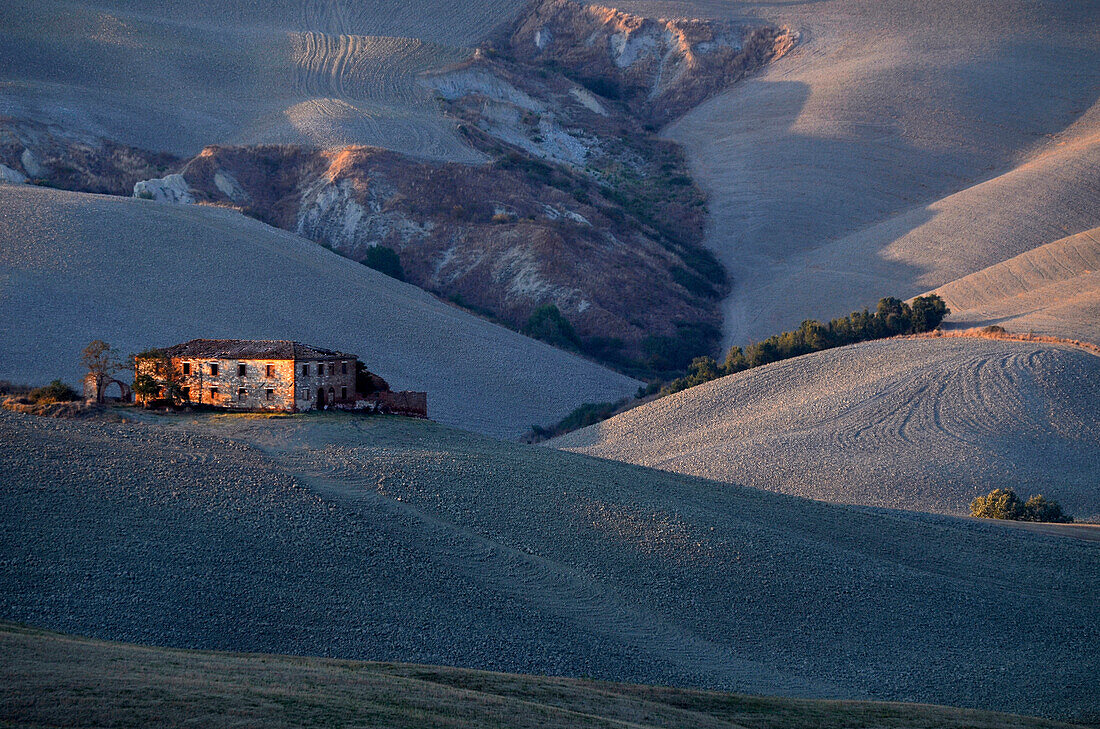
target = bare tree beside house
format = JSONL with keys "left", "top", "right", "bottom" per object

{"left": 81, "top": 340, "right": 131, "bottom": 403}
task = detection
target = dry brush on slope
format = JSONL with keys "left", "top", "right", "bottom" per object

{"left": 490, "top": 0, "right": 796, "bottom": 124}
{"left": 165, "top": 142, "right": 725, "bottom": 373}
{"left": 552, "top": 337, "right": 1100, "bottom": 522}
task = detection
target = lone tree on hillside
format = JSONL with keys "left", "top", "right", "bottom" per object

{"left": 970, "top": 488, "right": 1072, "bottom": 523}
{"left": 81, "top": 340, "right": 123, "bottom": 403}
{"left": 910, "top": 294, "right": 949, "bottom": 332}
{"left": 362, "top": 245, "right": 405, "bottom": 281}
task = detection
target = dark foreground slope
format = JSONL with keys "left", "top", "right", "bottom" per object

{"left": 0, "top": 624, "right": 1085, "bottom": 729}
{"left": 554, "top": 338, "right": 1100, "bottom": 521}
{"left": 0, "top": 409, "right": 1097, "bottom": 721}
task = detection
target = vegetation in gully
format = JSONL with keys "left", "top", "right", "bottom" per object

{"left": 534, "top": 294, "right": 949, "bottom": 438}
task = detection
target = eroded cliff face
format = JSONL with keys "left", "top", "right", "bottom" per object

{"left": 11, "top": 0, "right": 795, "bottom": 375}
{"left": 490, "top": 0, "right": 797, "bottom": 123}
{"left": 173, "top": 144, "right": 724, "bottom": 372}
{"left": 422, "top": 53, "right": 709, "bottom": 254}
{"left": 0, "top": 118, "right": 177, "bottom": 195}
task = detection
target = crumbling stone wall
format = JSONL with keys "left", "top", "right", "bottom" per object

{"left": 171, "top": 357, "right": 298, "bottom": 411}
{"left": 293, "top": 357, "right": 357, "bottom": 411}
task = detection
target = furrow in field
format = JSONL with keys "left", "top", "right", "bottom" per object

{"left": 552, "top": 338, "right": 1100, "bottom": 521}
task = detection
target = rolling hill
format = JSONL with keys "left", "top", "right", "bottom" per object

{"left": 0, "top": 623, "right": 1087, "bottom": 729}
{"left": 933, "top": 227, "right": 1100, "bottom": 344}
{"left": 553, "top": 337, "right": 1100, "bottom": 522}
{"left": 0, "top": 407, "right": 1098, "bottom": 721}
{"left": 4, "top": 0, "right": 1098, "bottom": 353}
{"left": 0, "top": 184, "right": 640, "bottom": 438}
{"left": 651, "top": 0, "right": 1100, "bottom": 346}
{"left": 0, "top": 0, "right": 525, "bottom": 159}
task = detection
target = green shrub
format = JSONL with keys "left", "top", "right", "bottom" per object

{"left": 661, "top": 295, "right": 952, "bottom": 396}
{"left": 910, "top": 294, "right": 949, "bottom": 331}
{"left": 529, "top": 399, "right": 626, "bottom": 440}
{"left": 970, "top": 488, "right": 1073, "bottom": 523}
{"left": 29, "top": 380, "right": 80, "bottom": 404}
{"left": 579, "top": 335, "right": 625, "bottom": 363}
{"left": 1022, "top": 494, "right": 1072, "bottom": 523}
{"left": 362, "top": 246, "right": 405, "bottom": 281}
{"left": 579, "top": 76, "right": 621, "bottom": 100}
{"left": 523, "top": 304, "right": 581, "bottom": 349}
{"left": 970, "top": 488, "right": 1025, "bottom": 520}
{"left": 670, "top": 266, "right": 715, "bottom": 298}
{"left": 663, "top": 356, "right": 720, "bottom": 395}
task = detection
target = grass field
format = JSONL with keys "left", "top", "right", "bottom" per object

{"left": 0, "top": 623, "right": 1088, "bottom": 729}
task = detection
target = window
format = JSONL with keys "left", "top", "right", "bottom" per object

{"left": 329, "top": 363, "right": 335, "bottom": 375}
{"left": 182, "top": 362, "right": 191, "bottom": 376}
{"left": 209, "top": 363, "right": 218, "bottom": 376}
{"left": 341, "top": 386, "right": 347, "bottom": 400}
{"left": 341, "top": 361, "right": 347, "bottom": 374}
{"left": 238, "top": 387, "right": 248, "bottom": 401}
{"left": 238, "top": 363, "right": 247, "bottom": 376}
{"left": 266, "top": 388, "right": 274, "bottom": 401}
{"left": 210, "top": 388, "right": 219, "bottom": 399}
{"left": 266, "top": 364, "right": 275, "bottom": 378}
{"left": 181, "top": 387, "right": 190, "bottom": 401}
{"left": 302, "top": 364, "right": 309, "bottom": 376}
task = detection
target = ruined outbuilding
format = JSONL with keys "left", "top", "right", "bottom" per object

{"left": 134, "top": 339, "right": 427, "bottom": 416}
{"left": 82, "top": 372, "right": 131, "bottom": 403}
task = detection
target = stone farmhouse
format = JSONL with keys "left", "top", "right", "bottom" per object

{"left": 134, "top": 339, "right": 426, "bottom": 416}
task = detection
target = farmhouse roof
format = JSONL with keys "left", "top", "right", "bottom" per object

{"left": 152, "top": 339, "right": 356, "bottom": 361}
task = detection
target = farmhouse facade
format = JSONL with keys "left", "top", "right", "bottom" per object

{"left": 135, "top": 339, "right": 360, "bottom": 412}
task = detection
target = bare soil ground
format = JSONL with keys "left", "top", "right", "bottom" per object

{"left": 637, "top": 0, "right": 1100, "bottom": 347}
{"left": 0, "top": 623, "right": 1087, "bottom": 729}
{"left": 0, "top": 407, "right": 1098, "bottom": 721}
{"left": 932, "top": 227, "right": 1100, "bottom": 344}
{"left": 0, "top": 0, "right": 524, "bottom": 159}
{"left": 0, "top": 184, "right": 640, "bottom": 438}
{"left": 552, "top": 337, "right": 1100, "bottom": 522}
